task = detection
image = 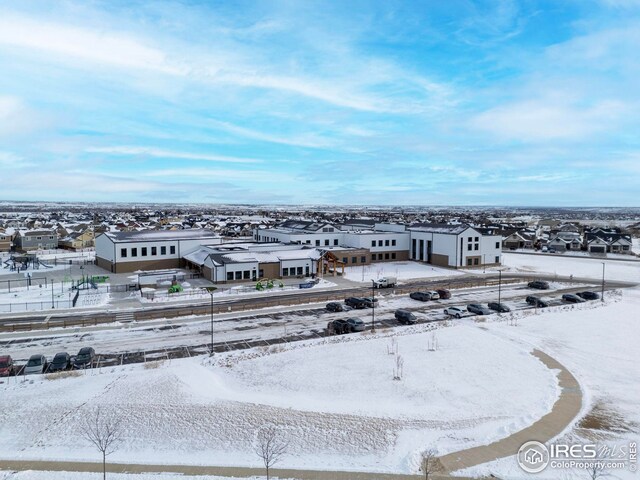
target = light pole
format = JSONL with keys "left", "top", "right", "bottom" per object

{"left": 371, "top": 279, "right": 376, "bottom": 334}
{"left": 483, "top": 254, "right": 486, "bottom": 274}
{"left": 51, "top": 281, "right": 55, "bottom": 309}
{"left": 498, "top": 270, "right": 502, "bottom": 305}
{"left": 601, "top": 262, "right": 605, "bottom": 302}
{"left": 202, "top": 287, "right": 217, "bottom": 354}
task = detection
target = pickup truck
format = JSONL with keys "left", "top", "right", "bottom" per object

{"left": 373, "top": 276, "right": 397, "bottom": 288}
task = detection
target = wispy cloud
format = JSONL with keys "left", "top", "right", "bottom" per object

{"left": 86, "top": 146, "right": 261, "bottom": 164}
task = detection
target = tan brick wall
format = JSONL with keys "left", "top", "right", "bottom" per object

{"left": 430, "top": 253, "right": 449, "bottom": 267}
{"left": 112, "top": 258, "right": 181, "bottom": 273}
{"left": 371, "top": 249, "right": 408, "bottom": 262}
{"left": 259, "top": 262, "right": 280, "bottom": 279}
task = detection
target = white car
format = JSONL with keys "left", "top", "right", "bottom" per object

{"left": 444, "top": 306, "right": 464, "bottom": 318}
{"left": 24, "top": 354, "right": 47, "bottom": 375}
{"left": 428, "top": 291, "right": 440, "bottom": 300}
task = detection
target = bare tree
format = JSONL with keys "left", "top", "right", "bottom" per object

{"left": 254, "top": 424, "right": 289, "bottom": 480}
{"left": 586, "top": 463, "right": 608, "bottom": 480}
{"left": 420, "top": 448, "right": 442, "bottom": 480}
{"left": 81, "top": 407, "right": 122, "bottom": 480}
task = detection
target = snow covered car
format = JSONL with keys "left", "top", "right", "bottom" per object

{"left": 444, "top": 306, "right": 465, "bottom": 318}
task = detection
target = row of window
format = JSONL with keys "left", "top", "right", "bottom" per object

{"left": 282, "top": 266, "right": 310, "bottom": 276}
{"left": 226, "top": 270, "right": 255, "bottom": 281}
{"left": 120, "top": 245, "right": 176, "bottom": 258}
{"left": 24, "top": 236, "right": 55, "bottom": 241}
{"left": 372, "top": 252, "right": 396, "bottom": 261}
{"left": 371, "top": 239, "right": 397, "bottom": 247}
{"left": 466, "top": 256, "right": 500, "bottom": 266}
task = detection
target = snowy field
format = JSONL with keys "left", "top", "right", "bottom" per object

{"left": 500, "top": 252, "right": 640, "bottom": 282}
{"left": 0, "top": 474, "right": 263, "bottom": 480}
{"left": 343, "top": 261, "right": 464, "bottom": 282}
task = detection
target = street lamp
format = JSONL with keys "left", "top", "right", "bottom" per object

{"left": 370, "top": 279, "right": 376, "bottom": 334}
{"left": 498, "top": 270, "right": 502, "bottom": 305}
{"left": 601, "top": 262, "right": 605, "bottom": 302}
{"left": 202, "top": 287, "right": 217, "bottom": 355}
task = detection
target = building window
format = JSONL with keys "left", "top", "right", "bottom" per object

{"left": 243, "top": 270, "right": 250, "bottom": 279}
{"left": 141, "top": 247, "right": 147, "bottom": 257}
{"left": 391, "top": 252, "right": 396, "bottom": 259}
{"left": 474, "top": 244, "right": 479, "bottom": 250}
{"left": 342, "top": 257, "right": 347, "bottom": 263}
{"left": 283, "top": 268, "right": 289, "bottom": 276}
{"left": 131, "top": 248, "right": 137, "bottom": 257}
{"left": 385, "top": 239, "right": 390, "bottom": 246}
{"left": 315, "top": 240, "right": 320, "bottom": 246}
{"left": 324, "top": 239, "right": 329, "bottom": 246}
{"left": 495, "top": 256, "right": 500, "bottom": 263}
{"left": 161, "top": 246, "right": 166, "bottom": 255}
{"left": 37, "top": 236, "right": 42, "bottom": 240}
{"left": 352, "top": 256, "right": 357, "bottom": 263}
{"left": 297, "top": 267, "right": 303, "bottom": 275}
{"left": 475, "top": 237, "right": 479, "bottom": 242}
{"left": 151, "top": 246, "right": 157, "bottom": 255}
{"left": 361, "top": 256, "right": 366, "bottom": 263}
{"left": 474, "top": 258, "right": 479, "bottom": 265}
{"left": 121, "top": 248, "right": 127, "bottom": 258}
{"left": 49, "top": 236, "right": 54, "bottom": 240}
{"left": 371, "top": 240, "right": 376, "bottom": 247}
{"left": 392, "top": 239, "right": 396, "bottom": 246}
{"left": 468, "top": 237, "right": 472, "bottom": 242}
{"left": 235, "top": 271, "right": 242, "bottom": 280}
{"left": 333, "top": 239, "right": 338, "bottom": 246}
{"left": 495, "top": 242, "right": 500, "bottom": 249}
{"left": 371, "top": 253, "right": 376, "bottom": 260}
{"left": 227, "top": 272, "right": 233, "bottom": 281}
{"left": 378, "top": 240, "right": 383, "bottom": 247}
{"left": 306, "top": 240, "right": 311, "bottom": 244}
{"left": 170, "top": 246, "right": 176, "bottom": 254}
{"left": 467, "top": 258, "right": 472, "bottom": 266}
{"left": 467, "top": 244, "right": 472, "bottom": 251}
{"left": 385, "top": 253, "right": 390, "bottom": 260}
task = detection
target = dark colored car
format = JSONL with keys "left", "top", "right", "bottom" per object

{"left": 467, "top": 303, "right": 493, "bottom": 315}
{"left": 73, "top": 347, "right": 95, "bottom": 369}
{"left": 395, "top": 309, "right": 417, "bottom": 325}
{"left": 49, "top": 352, "right": 71, "bottom": 372}
{"left": 0, "top": 355, "right": 15, "bottom": 377}
{"left": 577, "top": 291, "right": 599, "bottom": 300}
{"left": 345, "top": 297, "right": 367, "bottom": 309}
{"left": 327, "top": 319, "right": 350, "bottom": 334}
{"left": 436, "top": 289, "right": 451, "bottom": 300}
{"left": 346, "top": 318, "right": 366, "bottom": 332}
{"left": 528, "top": 281, "right": 550, "bottom": 290}
{"left": 410, "top": 292, "right": 431, "bottom": 302}
{"left": 487, "top": 302, "right": 511, "bottom": 313}
{"left": 362, "top": 297, "right": 378, "bottom": 308}
{"left": 326, "top": 302, "right": 344, "bottom": 312}
{"left": 562, "top": 294, "right": 585, "bottom": 304}
{"left": 526, "top": 295, "right": 549, "bottom": 308}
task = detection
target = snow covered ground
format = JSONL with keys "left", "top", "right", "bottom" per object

{"left": 500, "top": 252, "right": 640, "bottom": 283}
{"left": 343, "top": 261, "right": 464, "bottom": 282}
{"left": 0, "top": 473, "right": 263, "bottom": 480}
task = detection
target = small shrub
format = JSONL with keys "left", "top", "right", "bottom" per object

{"left": 46, "top": 370, "right": 82, "bottom": 380}
{"left": 144, "top": 360, "right": 166, "bottom": 369}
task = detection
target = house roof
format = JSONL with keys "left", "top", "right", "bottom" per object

{"left": 101, "top": 229, "right": 221, "bottom": 243}
{"left": 408, "top": 223, "right": 472, "bottom": 235}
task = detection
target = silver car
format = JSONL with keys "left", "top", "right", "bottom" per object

{"left": 24, "top": 354, "right": 47, "bottom": 375}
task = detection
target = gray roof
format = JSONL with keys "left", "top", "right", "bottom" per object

{"left": 408, "top": 223, "right": 472, "bottom": 235}
{"left": 102, "top": 229, "right": 220, "bottom": 243}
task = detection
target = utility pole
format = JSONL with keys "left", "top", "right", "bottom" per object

{"left": 498, "top": 270, "right": 502, "bottom": 305}
{"left": 371, "top": 279, "right": 376, "bottom": 334}
{"left": 203, "top": 287, "right": 217, "bottom": 354}
{"left": 601, "top": 262, "right": 605, "bottom": 302}
{"left": 51, "top": 281, "right": 54, "bottom": 309}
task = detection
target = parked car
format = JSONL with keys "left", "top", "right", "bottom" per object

{"left": 444, "top": 306, "right": 465, "bottom": 318}
{"left": 48, "top": 352, "right": 71, "bottom": 372}
{"left": 526, "top": 295, "right": 549, "bottom": 308}
{"left": 373, "top": 276, "right": 397, "bottom": 288}
{"left": 467, "top": 303, "right": 493, "bottom": 315}
{"left": 410, "top": 291, "right": 431, "bottom": 302}
{"left": 362, "top": 297, "right": 378, "bottom": 308}
{"left": 326, "top": 302, "right": 343, "bottom": 312}
{"left": 327, "top": 319, "right": 350, "bottom": 335}
{"left": 0, "top": 355, "right": 15, "bottom": 377}
{"left": 346, "top": 318, "right": 366, "bottom": 332}
{"left": 436, "top": 289, "right": 451, "bottom": 299}
{"left": 73, "top": 347, "right": 95, "bottom": 369}
{"left": 24, "top": 354, "right": 48, "bottom": 375}
{"left": 345, "top": 297, "right": 367, "bottom": 309}
{"left": 577, "top": 291, "right": 599, "bottom": 300}
{"left": 487, "top": 302, "right": 511, "bottom": 313}
{"left": 427, "top": 291, "right": 440, "bottom": 300}
{"left": 562, "top": 294, "right": 585, "bottom": 304}
{"left": 528, "top": 280, "right": 550, "bottom": 290}
{"left": 548, "top": 248, "right": 556, "bottom": 253}
{"left": 394, "top": 309, "right": 417, "bottom": 325}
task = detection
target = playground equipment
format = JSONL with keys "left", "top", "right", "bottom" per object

{"left": 255, "top": 278, "right": 275, "bottom": 290}
{"left": 168, "top": 278, "right": 183, "bottom": 294}
{"left": 2, "top": 254, "right": 54, "bottom": 271}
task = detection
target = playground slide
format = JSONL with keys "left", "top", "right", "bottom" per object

{"left": 36, "top": 259, "right": 54, "bottom": 268}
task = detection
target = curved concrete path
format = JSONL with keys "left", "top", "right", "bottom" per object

{"left": 438, "top": 348, "right": 582, "bottom": 473}
{"left": 0, "top": 349, "right": 580, "bottom": 479}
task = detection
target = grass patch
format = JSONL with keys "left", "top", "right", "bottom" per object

{"left": 144, "top": 359, "right": 166, "bottom": 369}
{"left": 45, "top": 370, "right": 82, "bottom": 380}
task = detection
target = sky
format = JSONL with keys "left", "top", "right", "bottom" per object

{"left": 0, "top": 0, "right": 639, "bottom": 206}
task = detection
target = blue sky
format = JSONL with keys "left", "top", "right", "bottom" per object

{"left": 0, "top": 0, "right": 639, "bottom": 206}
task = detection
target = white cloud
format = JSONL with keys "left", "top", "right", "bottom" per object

{"left": 86, "top": 146, "right": 261, "bottom": 164}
